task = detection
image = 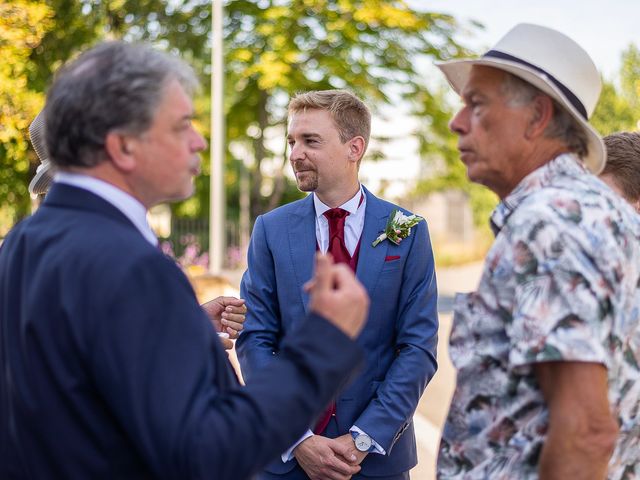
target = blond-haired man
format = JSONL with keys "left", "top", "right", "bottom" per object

{"left": 238, "top": 90, "right": 439, "bottom": 480}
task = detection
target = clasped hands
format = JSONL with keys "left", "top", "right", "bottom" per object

{"left": 201, "top": 296, "right": 247, "bottom": 350}
{"left": 294, "top": 433, "right": 368, "bottom": 480}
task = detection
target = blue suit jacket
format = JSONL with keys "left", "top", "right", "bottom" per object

{"left": 237, "top": 186, "right": 439, "bottom": 477}
{"left": 0, "top": 183, "right": 363, "bottom": 480}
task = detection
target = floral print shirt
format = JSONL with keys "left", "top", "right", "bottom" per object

{"left": 437, "top": 154, "right": 640, "bottom": 479}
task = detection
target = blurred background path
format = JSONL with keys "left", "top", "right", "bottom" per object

{"left": 411, "top": 261, "right": 484, "bottom": 479}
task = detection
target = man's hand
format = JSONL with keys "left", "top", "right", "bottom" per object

{"left": 306, "top": 253, "right": 369, "bottom": 339}
{"left": 333, "top": 433, "right": 368, "bottom": 466}
{"left": 293, "top": 435, "right": 361, "bottom": 480}
{"left": 201, "top": 297, "right": 247, "bottom": 350}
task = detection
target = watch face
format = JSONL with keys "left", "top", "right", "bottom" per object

{"left": 355, "top": 434, "right": 372, "bottom": 452}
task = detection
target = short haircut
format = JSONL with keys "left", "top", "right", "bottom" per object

{"left": 602, "top": 132, "right": 640, "bottom": 202}
{"left": 45, "top": 41, "right": 199, "bottom": 169}
{"left": 288, "top": 90, "right": 371, "bottom": 149}
{"left": 500, "top": 72, "right": 589, "bottom": 158}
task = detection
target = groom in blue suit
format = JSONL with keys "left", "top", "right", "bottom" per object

{"left": 238, "top": 90, "right": 439, "bottom": 479}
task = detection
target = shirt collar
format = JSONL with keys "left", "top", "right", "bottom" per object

{"left": 53, "top": 171, "right": 158, "bottom": 246}
{"left": 313, "top": 184, "right": 364, "bottom": 219}
{"left": 490, "top": 153, "right": 588, "bottom": 235}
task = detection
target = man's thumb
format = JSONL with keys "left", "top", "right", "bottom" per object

{"left": 333, "top": 442, "right": 357, "bottom": 463}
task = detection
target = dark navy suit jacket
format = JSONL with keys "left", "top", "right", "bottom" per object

{"left": 0, "top": 183, "right": 362, "bottom": 479}
{"left": 237, "top": 187, "right": 439, "bottom": 477}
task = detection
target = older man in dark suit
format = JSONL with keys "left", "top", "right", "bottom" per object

{"left": 0, "top": 41, "right": 369, "bottom": 480}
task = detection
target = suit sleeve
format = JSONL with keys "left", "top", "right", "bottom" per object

{"left": 354, "top": 220, "right": 439, "bottom": 453}
{"left": 89, "top": 253, "right": 362, "bottom": 480}
{"left": 236, "top": 215, "right": 282, "bottom": 381}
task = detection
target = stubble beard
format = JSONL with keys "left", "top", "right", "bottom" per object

{"left": 296, "top": 171, "right": 318, "bottom": 192}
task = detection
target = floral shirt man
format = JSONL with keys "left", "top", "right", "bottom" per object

{"left": 438, "top": 154, "right": 640, "bottom": 479}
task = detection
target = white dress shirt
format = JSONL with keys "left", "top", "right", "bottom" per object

{"left": 281, "top": 184, "right": 385, "bottom": 462}
{"left": 313, "top": 185, "right": 366, "bottom": 256}
{"left": 54, "top": 172, "right": 158, "bottom": 246}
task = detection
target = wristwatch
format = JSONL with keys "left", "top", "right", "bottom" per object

{"left": 352, "top": 432, "right": 373, "bottom": 452}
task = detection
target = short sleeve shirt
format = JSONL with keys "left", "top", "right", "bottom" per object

{"left": 437, "top": 154, "right": 640, "bottom": 479}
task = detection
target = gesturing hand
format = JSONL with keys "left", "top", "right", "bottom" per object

{"left": 201, "top": 296, "right": 247, "bottom": 350}
{"left": 294, "top": 435, "right": 361, "bottom": 480}
{"left": 306, "top": 253, "right": 369, "bottom": 339}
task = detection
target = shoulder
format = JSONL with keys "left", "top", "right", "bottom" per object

{"left": 504, "top": 180, "right": 640, "bottom": 268}
{"left": 365, "top": 191, "right": 428, "bottom": 241}
{"left": 260, "top": 195, "right": 312, "bottom": 223}
{"left": 364, "top": 187, "right": 419, "bottom": 218}
{"left": 511, "top": 177, "right": 638, "bottom": 235}
{"left": 49, "top": 208, "right": 175, "bottom": 286}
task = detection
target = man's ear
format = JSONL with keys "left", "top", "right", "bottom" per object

{"left": 104, "top": 131, "right": 136, "bottom": 172}
{"left": 525, "top": 95, "right": 554, "bottom": 140}
{"left": 347, "top": 136, "right": 366, "bottom": 163}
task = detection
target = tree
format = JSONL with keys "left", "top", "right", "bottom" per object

{"left": 0, "top": 0, "right": 53, "bottom": 228}
{"left": 411, "top": 84, "right": 497, "bottom": 229}
{"left": 590, "top": 79, "right": 636, "bottom": 135}
{"left": 590, "top": 43, "right": 640, "bottom": 136}
{"left": 7, "top": 0, "right": 468, "bottom": 235}
{"left": 223, "top": 0, "right": 470, "bottom": 221}
{"left": 620, "top": 43, "right": 640, "bottom": 115}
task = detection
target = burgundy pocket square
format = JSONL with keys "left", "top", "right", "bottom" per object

{"left": 385, "top": 255, "right": 400, "bottom": 262}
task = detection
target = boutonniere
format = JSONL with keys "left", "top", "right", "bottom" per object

{"left": 372, "top": 209, "right": 424, "bottom": 247}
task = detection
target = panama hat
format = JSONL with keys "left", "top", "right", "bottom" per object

{"left": 28, "top": 109, "right": 54, "bottom": 195}
{"left": 436, "top": 23, "right": 605, "bottom": 174}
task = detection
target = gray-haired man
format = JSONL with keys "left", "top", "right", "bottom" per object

{"left": 436, "top": 24, "right": 640, "bottom": 479}
{"left": 0, "top": 41, "right": 369, "bottom": 479}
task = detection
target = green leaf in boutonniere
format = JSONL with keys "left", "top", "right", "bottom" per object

{"left": 372, "top": 209, "right": 424, "bottom": 247}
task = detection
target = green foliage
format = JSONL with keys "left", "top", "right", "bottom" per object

{"left": 620, "top": 43, "right": 640, "bottom": 114}
{"left": 0, "top": 0, "right": 53, "bottom": 227}
{"left": 5, "top": 0, "right": 469, "bottom": 232}
{"left": 591, "top": 79, "right": 636, "bottom": 135}
{"left": 411, "top": 84, "right": 498, "bottom": 228}
{"left": 591, "top": 43, "right": 640, "bottom": 135}
{"left": 223, "top": 0, "right": 469, "bottom": 220}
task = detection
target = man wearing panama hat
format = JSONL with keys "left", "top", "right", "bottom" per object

{"left": 436, "top": 24, "right": 640, "bottom": 479}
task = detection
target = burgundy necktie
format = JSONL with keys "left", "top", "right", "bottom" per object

{"left": 313, "top": 207, "right": 351, "bottom": 435}
{"left": 323, "top": 208, "right": 351, "bottom": 265}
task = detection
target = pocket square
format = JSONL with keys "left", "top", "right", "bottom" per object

{"left": 385, "top": 255, "right": 400, "bottom": 262}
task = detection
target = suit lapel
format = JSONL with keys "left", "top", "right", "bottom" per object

{"left": 356, "top": 187, "right": 390, "bottom": 295}
{"left": 287, "top": 195, "right": 316, "bottom": 314}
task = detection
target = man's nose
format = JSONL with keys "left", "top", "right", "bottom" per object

{"left": 449, "top": 106, "right": 469, "bottom": 135}
{"left": 192, "top": 130, "right": 207, "bottom": 152}
{"left": 289, "top": 142, "right": 305, "bottom": 161}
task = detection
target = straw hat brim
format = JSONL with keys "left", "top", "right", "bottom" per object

{"left": 28, "top": 160, "right": 54, "bottom": 196}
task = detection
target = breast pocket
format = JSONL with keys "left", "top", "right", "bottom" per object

{"left": 380, "top": 255, "right": 403, "bottom": 274}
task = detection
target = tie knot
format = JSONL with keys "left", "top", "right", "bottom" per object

{"left": 324, "top": 208, "right": 349, "bottom": 221}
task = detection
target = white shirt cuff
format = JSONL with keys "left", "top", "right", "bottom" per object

{"left": 281, "top": 429, "right": 314, "bottom": 463}
{"left": 350, "top": 425, "right": 386, "bottom": 455}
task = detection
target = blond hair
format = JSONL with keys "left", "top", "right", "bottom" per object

{"left": 288, "top": 90, "right": 371, "bottom": 149}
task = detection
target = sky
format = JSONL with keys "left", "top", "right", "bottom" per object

{"left": 361, "top": 1, "right": 640, "bottom": 198}
{"left": 417, "top": 0, "right": 640, "bottom": 79}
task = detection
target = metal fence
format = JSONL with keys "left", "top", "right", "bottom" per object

{"left": 160, "top": 218, "right": 243, "bottom": 270}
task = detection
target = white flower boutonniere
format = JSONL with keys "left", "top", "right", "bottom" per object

{"left": 372, "top": 209, "right": 424, "bottom": 247}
